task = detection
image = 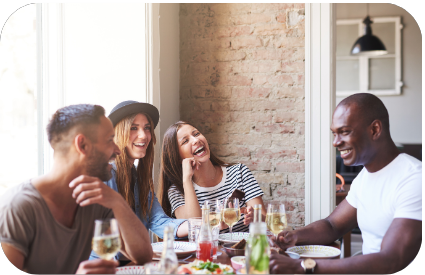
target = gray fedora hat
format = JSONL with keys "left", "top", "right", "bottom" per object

{"left": 108, "top": 100, "right": 159, "bottom": 128}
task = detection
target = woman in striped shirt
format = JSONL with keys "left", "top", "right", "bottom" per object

{"left": 158, "top": 121, "right": 266, "bottom": 233}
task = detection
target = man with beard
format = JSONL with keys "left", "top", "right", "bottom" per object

{"left": 269, "top": 93, "right": 421, "bottom": 274}
{"left": 0, "top": 104, "right": 153, "bottom": 274}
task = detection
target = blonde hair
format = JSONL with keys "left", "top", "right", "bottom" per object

{"left": 114, "top": 112, "right": 156, "bottom": 219}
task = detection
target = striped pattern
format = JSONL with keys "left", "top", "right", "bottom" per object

{"left": 168, "top": 163, "right": 264, "bottom": 233}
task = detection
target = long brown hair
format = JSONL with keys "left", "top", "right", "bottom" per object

{"left": 114, "top": 112, "right": 156, "bottom": 220}
{"left": 158, "top": 121, "right": 231, "bottom": 216}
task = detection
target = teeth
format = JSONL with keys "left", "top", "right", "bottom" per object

{"left": 194, "top": 146, "right": 204, "bottom": 155}
{"left": 134, "top": 143, "right": 145, "bottom": 146}
{"left": 341, "top": 150, "right": 351, "bottom": 155}
{"left": 108, "top": 160, "right": 115, "bottom": 165}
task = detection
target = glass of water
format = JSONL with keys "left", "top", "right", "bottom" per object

{"left": 188, "top": 217, "right": 202, "bottom": 243}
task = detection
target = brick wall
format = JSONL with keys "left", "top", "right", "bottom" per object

{"left": 179, "top": 3, "right": 305, "bottom": 229}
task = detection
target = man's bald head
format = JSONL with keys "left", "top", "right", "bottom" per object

{"left": 337, "top": 93, "right": 390, "bottom": 132}
{"left": 47, "top": 104, "right": 105, "bottom": 154}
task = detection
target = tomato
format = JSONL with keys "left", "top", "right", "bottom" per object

{"left": 216, "top": 268, "right": 222, "bottom": 274}
{"left": 177, "top": 267, "right": 192, "bottom": 274}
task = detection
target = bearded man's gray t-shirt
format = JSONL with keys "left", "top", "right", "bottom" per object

{"left": 0, "top": 180, "right": 114, "bottom": 274}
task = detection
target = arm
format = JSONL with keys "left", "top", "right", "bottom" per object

{"left": 270, "top": 218, "right": 422, "bottom": 274}
{"left": 244, "top": 196, "right": 267, "bottom": 224}
{"left": 1, "top": 243, "right": 24, "bottom": 271}
{"left": 274, "top": 200, "right": 358, "bottom": 249}
{"left": 70, "top": 175, "right": 153, "bottom": 264}
{"left": 174, "top": 158, "right": 202, "bottom": 219}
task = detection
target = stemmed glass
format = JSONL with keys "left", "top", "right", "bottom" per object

{"left": 92, "top": 218, "right": 121, "bottom": 260}
{"left": 266, "top": 201, "right": 288, "bottom": 238}
{"left": 222, "top": 197, "right": 240, "bottom": 241}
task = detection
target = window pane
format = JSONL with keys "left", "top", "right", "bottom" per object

{"left": 0, "top": 4, "right": 37, "bottom": 196}
{"left": 369, "top": 58, "right": 395, "bottom": 90}
{"left": 336, "top": 60, "right": 360, "bottom": 91}
{"left": 336, "top": 24, "right": 359, "bottom": 56}
{"left": 372, "top": 22, "right": 396, "bottom": 54}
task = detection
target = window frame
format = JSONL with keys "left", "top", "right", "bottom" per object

{"left": 336, "top": 16, "right": 402, "bottom": 97}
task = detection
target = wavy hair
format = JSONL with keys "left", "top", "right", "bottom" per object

{"left": 158, "top": 121, "right": 232, "bottom": 217}
{"left": 114, "top": 113, "right": 156, "bottom": 219}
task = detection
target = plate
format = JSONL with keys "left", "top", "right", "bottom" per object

{"left": 151, "top": 241, "right": 196, "bottom": 258}
{"left": 116, "top": 265, "right": 145, "bottom": 274}
{"left": 286, "top": 245, "right": 341, "bottom": 259}
{"left": 218, "top": 232, "right": 249, "bottom": 244}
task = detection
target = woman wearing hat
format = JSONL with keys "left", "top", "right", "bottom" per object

{"left": 158, "top": 121, "right": 267, "bottom": 234}
{"left": 90, "top": 101, "right": 187, "bottom": 263}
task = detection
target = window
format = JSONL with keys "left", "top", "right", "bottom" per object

{"left": 336, "top": 17, "right": 402, "bottom": 96}
{"left": 0, "top": 4, "right": 37, "bottom": 196}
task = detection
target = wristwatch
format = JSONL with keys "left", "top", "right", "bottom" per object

{"left": 301, "top": 258, "right": 316, "bottom": 274}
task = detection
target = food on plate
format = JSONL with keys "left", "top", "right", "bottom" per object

{"left": 177, "top": 260, "right": 234, "bottom": 274}
{"left": 231, "top": 239, "right": 246, "bottom": 249}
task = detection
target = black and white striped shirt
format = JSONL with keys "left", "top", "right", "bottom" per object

{"left": 168, "top": 163, "right": 264, "bottom": 233}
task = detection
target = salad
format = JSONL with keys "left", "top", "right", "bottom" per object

{"left": 177, "top": 260, "right": 234, "bottom": 274}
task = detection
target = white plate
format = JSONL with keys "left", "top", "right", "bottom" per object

{"left": 286, "top": 245, "right": 341, "bottom": 259}
{"left": 218, "top": 232, "right": 249, "bottom": 244}
{"left": 151, "top": 241, "right": 196, "bottom": 258}
{"left": 116, "top": 265, "right": 145, "bottom": 274}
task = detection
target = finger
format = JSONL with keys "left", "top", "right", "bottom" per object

{"left": 75, "top": 189, "right": 102, "bottom": 204}
{"left": 69, "top": 175, "right": 97, "bottom": 188}
{"left": 72, "top": 182, "right": 102, "bottom": 199}
{"left": 79, "top": 259, "right": 118, "bottom": 268}
{"left": 79, "top": 194, "right": 104, "bottom": 207}
{"left": 240, "top": 207, "right": 248, "bottom": 214}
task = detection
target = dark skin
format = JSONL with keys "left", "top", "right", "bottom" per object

{"left": 269, "top": 103, "right": 422, "bottom": 274}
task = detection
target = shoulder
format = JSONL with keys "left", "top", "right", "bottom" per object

{"left": 397, "top": 154, "right": 422, "bottom": 173}
{"left": 226, "top": 163, "right": 250, "bottom": 175}
{"left": 0, "top": 181, "right": 41, "bottom": 211}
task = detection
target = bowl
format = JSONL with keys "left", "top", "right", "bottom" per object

{"left": 231, "top": 256, "right": 245, "bottom": 271}
{"left": 286, "top": 245, "right": 341, "bottom": 259}
{"left": 222, "top": 243, "right": 245, "bottom": 257}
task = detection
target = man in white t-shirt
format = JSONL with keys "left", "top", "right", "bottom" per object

{"left": 269, "top": 93, "right": 422, "bottom": 274}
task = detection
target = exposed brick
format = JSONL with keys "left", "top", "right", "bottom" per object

{"left": 216, "top": 26, "right": 252, "bottom": 38}
{"left": 274, "top": 86, "right": 305, "bottom": 98}
{"left": 220, "top": 75, "right": 252, "bottom": 86}
{"left": 281, "top": 61, "right": 305, "bottom": 73}
{"left": 253, "top": 23, "right": 287, "bottom": 36}
{"left": 209, "top": 3, "right": 252, "bottom": 15}
{"left": 254, "top": 148, "right": 297, "bottom": 159}
{"left": 232, "top": 87, "right": 271, "bottom": 98}
{"left": 275, "top": 111, "right": 305, "bottom": 123}
{"left": 230, "top": 111, "right": 272, "bottom": 123}
{"left": 244, "top": 160, "right": 273, "bottom": 171}
{"left": 276, "top": 12, "right": 286, "bottom": 23}
{"left": 255, "top": 123, "right": 295, "bottom": 134}
{"left": 275, "top": 162, "right": 305, "bottom": 173}
{"left": 231, "top": 36, "right": 263, "bottom": 50}
{"left": 214, "top": 51, "right": 247, "bottom": 61}
{"left": 249, "top": 49, "right": 278, "bottom": 60}
{"left": 251, "top": 3, "right": 294, "bottom": 13}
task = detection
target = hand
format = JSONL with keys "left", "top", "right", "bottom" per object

{"left": 269, "top": 253, "right": 303, "bottom": 274}
{"left": 242, "top": 206, "right": 253, "bottom": 225}
{"left": 182, "top": 158, "right": 201, "bottom": 182}
{"left": 69, "top": 175, "right": 121, "bottom": 209}
{"left": 75, "top": 259, "right": 118, "bottom": 274}
{"left": 271, "top": 230, "right": 298, "bottom": 251}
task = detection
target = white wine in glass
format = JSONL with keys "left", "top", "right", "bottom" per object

{"left": 222, "top": 197, "right": 240, "bottom": 241}
{"left": 266, "top": 201, "right": 288, "bottom": 237}
{"left": 208, "top": 199, "right": 223, "bottom": 228}
{"left": 92, "top": 218, "right": 121, "bottom": 260}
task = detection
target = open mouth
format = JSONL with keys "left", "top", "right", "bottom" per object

{"left": 193, "top": 146, "right": 206, "bottom": 157}
{"left": 134, "top": 142, "right": 146, "bottom": 148}
{"left": 340, "top": 149, "right": 352, "bottom": 157}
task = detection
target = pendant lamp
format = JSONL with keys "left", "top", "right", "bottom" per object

{"left": 350, "top": 4, "right": 387, "bottom": 56}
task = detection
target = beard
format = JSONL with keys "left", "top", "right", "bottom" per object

{"left": 86, "top": 147, "right": 114, "bottom": 181}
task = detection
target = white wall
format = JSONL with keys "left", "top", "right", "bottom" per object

{"left": 159, "top": 3, "right": 180, "bottom": 143}
{"left": 336, "top": 3, "right": 422, "bottom": 144}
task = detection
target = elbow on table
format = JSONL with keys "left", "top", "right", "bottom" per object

{"left": 134, "top": 246, "right": 153, "bottom": 265}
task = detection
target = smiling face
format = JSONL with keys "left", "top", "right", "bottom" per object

{"left": 176, "top": 124, "right": 210, "bottom": 162}
{"left": 86, "top": 116, "right": 121, "bottom": 181}
{"left": 125, "top": 113, "right": 152, "bottom": 163}
{"left": 331, "top": 104, "right": 373, "bottom": 167}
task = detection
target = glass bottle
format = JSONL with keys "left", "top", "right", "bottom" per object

{"left": 245, "top": 204, "right": 270, "bottom": 274}
{"left": 159, "top": 225, "right": 178, "bottom": 274}
{"left": 196, "top": 203, "right": 214, "bottom": 262}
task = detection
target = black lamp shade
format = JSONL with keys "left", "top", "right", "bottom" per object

{"left": 350, "top": 16, "right": 387, "bottom": 56}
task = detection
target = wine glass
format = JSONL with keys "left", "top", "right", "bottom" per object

{"left": 222, "top": 197, "right": 240, "bottom": 241}
{"left": 266, "top": 201, "right": 288, "bottom": 238}
{"left": 92, "top": 218, "right": 121, "bottom": 260}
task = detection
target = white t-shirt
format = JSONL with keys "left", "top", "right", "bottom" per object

{"left": 168, "top": 163, "right": 264, "bottom": 233}
{"left": 346, "top": 153, "right": 422, "bottom": 255}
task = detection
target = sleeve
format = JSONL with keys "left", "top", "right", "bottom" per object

{"left": 393, "top": 172, "right": 422, "bottom": 220}
{"left": 0, "top": 204, "right": 34, "bottom": 257}
{"left": 239, "top": 164, "right": 264, "bottom": 202}
{"left": 168, "top": 185, "right": 186, "bottom": 215}
{"left": 148, "top": 192, "right": 187, "bottom": 240}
